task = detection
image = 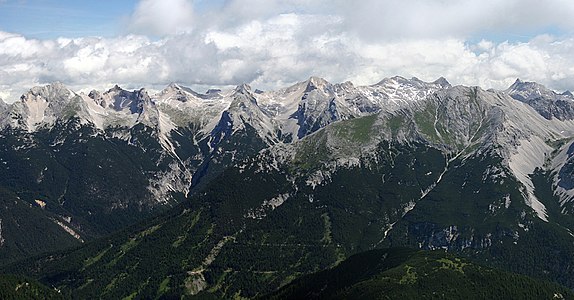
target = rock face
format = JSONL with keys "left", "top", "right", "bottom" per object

{"left": 505, "top": 78, "right": 574, "bottom": 121}
{"left": 3, "top": 77, "right": 574, "bottom": 299}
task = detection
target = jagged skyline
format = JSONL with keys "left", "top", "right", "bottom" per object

{"left": 0, "top": 0, "right": 573, "bottom": 102}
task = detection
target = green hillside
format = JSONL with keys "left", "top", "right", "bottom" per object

{"left": 265, "top": 248, "right": 574, "bottom": 300}
{"left": 0, "top": 275, "right": 64, "bottom": 300}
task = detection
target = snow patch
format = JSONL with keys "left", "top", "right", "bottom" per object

{"left": 504, "top": 194, "right": 512, "bottom": 209}
{"left": 52, "top": 219, "right": 84, "bottom": 242}
{"left": 34, "top": 199, "right": 47, "bottom": 209}
{"left": 0, "top": 219, "right": 4, "bottom": 247}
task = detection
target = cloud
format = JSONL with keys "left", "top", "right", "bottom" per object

{"left": 1, "top": 1, "right": 574, "bottom": 102}
{"left": 127, "top": 0, "right": 195, "bottom": 35}
{"left": 207, "top": 0, "right": 574, "bottom": 41}
{"left": 1, "top": 25, "right": 574, "bottom": 104}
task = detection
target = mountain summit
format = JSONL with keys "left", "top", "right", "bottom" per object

{"left": 2, "top": 77, "right": 574, "bottom": 298}
{"left": 505, "top": 78, "right": 574, "bottom": 120}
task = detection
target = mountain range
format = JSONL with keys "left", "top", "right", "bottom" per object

{"left": 1, "top": 76, "right": 574, "bottom": 298}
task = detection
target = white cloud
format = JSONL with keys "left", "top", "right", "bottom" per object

{"left": 1, "top": 23, "right": 574, "bottom": 103}
{"left": 1, "top": 0, "right": 574, "bottom": 102}
{"left": 197, "top": 0, "right": 574, "bottom": 41}
{"left": 127, "top": 0, "right": 195, "bottom": 35}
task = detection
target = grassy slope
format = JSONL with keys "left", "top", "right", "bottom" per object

{"left": 0, "top": 275, "right": 65, "bottom": 300}
{"left": 265, "top": 248, "right": 574, "bottom": 300}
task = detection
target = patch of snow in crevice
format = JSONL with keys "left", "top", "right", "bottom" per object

{"left": 52, "top": 219, "right": 84, "bottom": 242}
{"left": 380, "top": 221, "right": 396, "bottom": 243}
{"left": 508, "top": 137, "right": 550, "bottom": 221}
{"left": 505, "top": 194, "right": 512, "bottom": 209}
{"left": 0, "top": 219, "right": 4, "bottom": 247}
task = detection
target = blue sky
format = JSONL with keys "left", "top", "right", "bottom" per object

{"left": 0, "top": 0, "right": 225, "bottom": 38}
{"left": 0, "top": 0, "right": 573, "bottom": 101}
{"left": 1, "top": 0, "right": 569, "bottom": 41}
{"left": 0, "top": 0, "right": 133, "bottom": 38}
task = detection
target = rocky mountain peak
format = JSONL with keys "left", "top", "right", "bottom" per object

{"left": 505, "top": 79, "right": 574, "bottom": 121}
{"left": 374, "top": 76, "right": 420, "bottom": 87}
{"left": 158, "top": 83, "right": 214, "bottom": 104}
{"left": 136, "top": 88, "right": 152, "bottom": 102}
{"left": 108, "top": 84, "right": 123, "bottom": 93}
{"left": 305, "top": 76, "right": 332, "bottom": 93}
{"left": 505, "top": 79, "right": 553, "bottom": 100}
{"left": 433, "top": 77, "right": 451, "bottom": 88}
{"left": 234, "top": 83, "right": 253, "bottom": 95}
{"left": 21, "top": 82, "right": 74, "bottom": 103}
{"left": 167, "top": 82, "right": 182, "bottom": 90}
{"left": 229, "top": 84, "right": 260, "bottom": 110}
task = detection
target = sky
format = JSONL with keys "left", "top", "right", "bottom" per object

{"left": 0, "top": 0, "right": 574, "bottom": 102}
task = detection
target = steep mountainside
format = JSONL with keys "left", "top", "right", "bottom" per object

{"left": 0, "top": 86, "right": 195, "bottom": 264}
{"left": 0, "top": 77, "right": 574, "bottom": 298}
{"left": 4, "top": 78, "right": 574, "bottom": 298}
{"left": 265, "top": 248, "right": 574, "bottom": 300}
{"left": 0, "top": 76, "right": 452, "bottom": 264}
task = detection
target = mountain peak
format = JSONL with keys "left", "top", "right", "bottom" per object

{"left": 234, "top": 83, "right": 252, "bottom": 94}
{"left": 308, "top": 76, "right": 328, "bottom": 84}
{"left": 506, "top": 78, "right": 549, "bottom": 93}
{"left": 167, "top": 82, "right": 181, "bottom": 90}
{"left": 43, "top": 81, "right": 67, "bottom": 89}
{"left": 0, "top": 98, "right": 7, "bottom": 112}
{"left": 108, "top": 84, "right": 124, "bottom": 93}
{"left": 26, "top": 82, "right": 72, "bottom": 96}
{"left": 19, "top": 82, "right": 76, "bottom": 107}
{"left": 136, "top": 88, "right": 152, "bottom": 101}
{"left": 375, "top": 76, "right": 413, "bottom": 86}
{"left": 506, "top": 79, "right": 550, "bottom": 97}
{"left": 433, "top": 77, "right": 451, "bottom": 88}
{"left": 506, "top": 79, "right": 574, "bottom": 121}
{"left": 305, "top": 76, "right": 331, "bottom": 93}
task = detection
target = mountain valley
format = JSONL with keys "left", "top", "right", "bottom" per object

{"left": 1, "top": 76, "right": 574, "bottom": 298}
